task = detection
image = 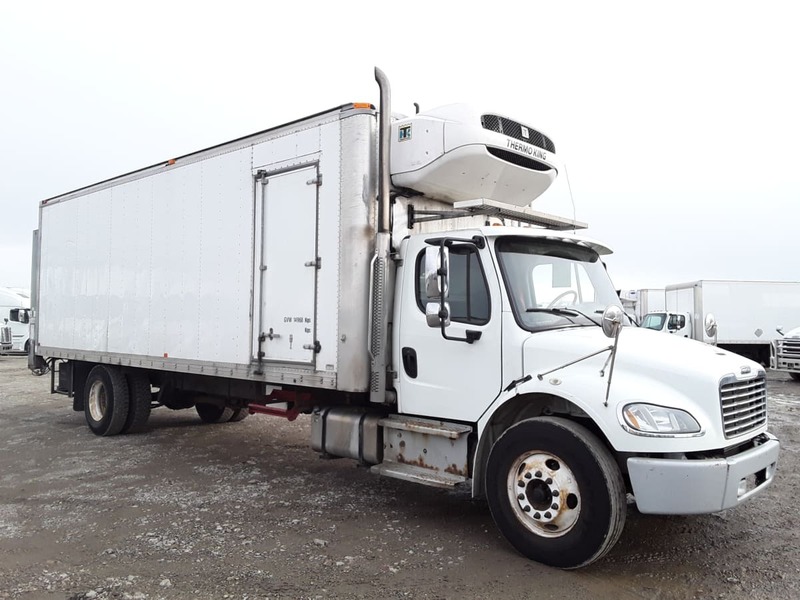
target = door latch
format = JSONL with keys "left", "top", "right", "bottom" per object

{"left": 303, "top": 341, "right": 322, "bottom": 353}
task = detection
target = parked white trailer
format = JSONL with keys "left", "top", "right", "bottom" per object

{"left": 772, "top": 325, "right": 800, "bottom": 381}
{"left": 29, "top": 69, "right": 779, "bottom": 569}
{"left": 641, "top": 280, "right": 800, "bottom": 364}
{"left": 634, "top": 288, "right": 665, "bottom": 322}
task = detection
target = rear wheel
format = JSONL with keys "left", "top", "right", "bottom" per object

{"left": 84, "top": 365, "right": 130, "bottom": 436}
{"left": 228, "top": 408, "right": 250, "bottom": 422}
{"left": 486, "top": 417, "right": 626, "bottom": 569}
{"left": 122, "top": 371, "right": 151, "bottom": 434}
{"left": 196, "top": 403, "right": 235, "bottom": 423}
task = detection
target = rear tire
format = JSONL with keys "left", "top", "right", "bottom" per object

{"left": 196, "top": 403, "right": 235, "bottom": 423}
{"left": 486, "top": 417, "right": 626, "bottom": 569}
{"left": 84, "top": 365, "right": 130, "bottom": 436}
{"left": 122, "top": 371, "right": 152, "bottom": 434}
{"left": 228, "top": 408, "right": 250, "bottom": 422}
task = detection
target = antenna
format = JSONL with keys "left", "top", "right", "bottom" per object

{"left": 563, "top": 163, "right": 577, "bottom": 233}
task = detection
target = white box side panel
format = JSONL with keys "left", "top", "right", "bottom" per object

{"left": 196, "top": 149, "right": 253, "bottom": 363}
{"left": 42, "top": 148, "right": 255, "bottom": 365}
{"left": 39, "top": 189, "right": 113, "bottom": 351}
{"left": 108, "top": 177, "right": 154, "bottom": 355}
{"left": 315, "top": 120, "right": 342, "bottom": 375}
{"left": 335, "top": 113, "right": 377, "bottom": 392}
{"left": 700, "top": 282, "right": 800, "bottom": 345}
{"left": 149, "top": 163, "right": 202, "bottom": 357}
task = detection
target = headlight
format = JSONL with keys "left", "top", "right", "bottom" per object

{"left": 622, "top": 403, "right": 701, "bottom": 435}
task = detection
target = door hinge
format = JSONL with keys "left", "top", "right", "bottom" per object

{"left": 304, "top": 257, "right": 322, "bottom": 269}
{"left": 307, "top": 173, "right": 322, "bottom": 186}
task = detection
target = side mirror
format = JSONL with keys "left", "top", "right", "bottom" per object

{"left": 426, "top": 302, "right": 451, "bottom": 328}
{"left": 704, "top": 313, "right": 718, "bottom": 338}
{"left": 424, "top": 246, "right": 449, "bottom": 329}
{"left": 10, "top": 308, "right": 29, "bottom": 324}
{"left": 424, "top": 246, "right": 449, "bottom": 300}
{"left": 602, "top": 305, "right": 624, "bottom": 339}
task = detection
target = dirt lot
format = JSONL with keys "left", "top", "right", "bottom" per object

{"left": 1, "top": 355, "right": 799, "bottom": 599}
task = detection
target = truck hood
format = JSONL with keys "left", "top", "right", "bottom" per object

{"left": 519, "top": 326, "right": 766, "bottom": 453}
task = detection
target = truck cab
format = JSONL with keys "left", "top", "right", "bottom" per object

{"left": 641, "top": 310, "right": 691, "bottom": 337}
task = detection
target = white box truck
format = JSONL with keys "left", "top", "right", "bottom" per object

{"left": 28, "top": 69, "right": 779, "bottom": 569}
{"left": 772, "top": 325, "right": 800, "bottom": 381}
{"left": 641, "top": 280, "right": 800, "bottom": 364}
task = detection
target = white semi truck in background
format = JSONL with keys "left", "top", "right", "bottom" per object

{"left": 0, "top": 287, "right": 32, "bottom": 353}
{"left": 641, "top": 280, "right": 800, "bottom": 365}
{"left": 772, "top": 326, "right": 800, "bottom": 382}
{"left": 28, "top": 69, "right": 779, "bottom": 569}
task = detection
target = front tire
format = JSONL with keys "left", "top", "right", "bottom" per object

{"left": 790, "top": 372, "right": 800, "bottom": 382}
{"left": 84, "top": 365, "right": 130, "bottom": 436}
{"left": 486, "top": 417, "right": 626, "bottom": 569}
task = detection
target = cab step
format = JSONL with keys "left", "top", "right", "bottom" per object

{"left": 371, "top": 462, "right": 467, "bottom": 488}
{"left": 371, "top": 415, "right": 472, "bottom": 489}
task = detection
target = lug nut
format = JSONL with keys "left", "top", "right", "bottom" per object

{"left": 533, "top": 513, "right": 541, "bottom": 519}
{"left": 535, "top": 471, "right": 542, "bottom": 478}
{"left": 517, "top": 481, "right": 525, "bottom": 488}
{"left": 523, "top": 506, "right": 531, "bottom": 512}
{"left": 518, "top": 494, "right": 525, "bottom": 501}
{"left": 524, "top": 472, "right": 532, "bottom": 479}
{"left": 544, "top": 512, "right": 552, "bottom": 519}
{"left": 545, "top": 478, "right": 553, "bottom": 485}
{"left": 552, "top": 490, "right": 559, "bottom": 497}
{"left": 551, "top": 503, "right": 558, "bottom": 510}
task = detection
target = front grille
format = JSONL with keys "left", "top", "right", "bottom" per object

{"left": 0, "top": 327, "right": 11, "bottom": 345}
{"left": 777, "top": 337, "right": 800, "bottom": 359}
{"left": 481, "top": 115, "right": 556, "bottom": 153}
{"left": 719, "top": 374, "right": 767, "bottom": 438}
{"left": 486, "top": 147, "right": 553, "bottom": 172}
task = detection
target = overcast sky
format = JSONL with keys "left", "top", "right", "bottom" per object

{"left": 1, "top": 1, "right": 798, "bottom": 292}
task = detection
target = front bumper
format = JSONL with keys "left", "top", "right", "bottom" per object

{"left": 628, "top": 433, "right": 780, "bottom": 514}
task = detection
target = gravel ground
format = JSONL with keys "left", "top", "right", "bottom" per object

{"left": 0, "top": 355, "right": 798, "bottom": 599}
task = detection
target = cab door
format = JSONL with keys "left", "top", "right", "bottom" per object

{"left": 395, "top": 237, "right": 503, "bottom": 422}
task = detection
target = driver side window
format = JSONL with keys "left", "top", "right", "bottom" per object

{"left": 416, "top": 247, "right": 490, "bottom": 325}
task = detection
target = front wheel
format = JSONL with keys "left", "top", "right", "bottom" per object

{"left": 486, "top": 417, "right": 626, "bottom": 569}
{"left": 790, "top": 372, "right": 800, "bottom": 383}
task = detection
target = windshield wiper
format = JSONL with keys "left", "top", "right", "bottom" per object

{"left": 526, "top": 307, "right": 601, "bottom": 327}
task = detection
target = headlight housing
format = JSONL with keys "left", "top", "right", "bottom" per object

{"left": 622, "top": 403, "right": 702, "bottom": 436}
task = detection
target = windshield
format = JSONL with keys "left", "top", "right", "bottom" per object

{"left": 641, "top": 313, "right": 666, "bottom": 331}
{"left": 495, "top": 236, "right": 624, "bottom": 332}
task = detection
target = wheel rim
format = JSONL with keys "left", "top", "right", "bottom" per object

{"left": 507, "top": 451, "right": 581, "bottom": 538}
{"left": 88, "top": 380, "right": 108, "bottom": 422}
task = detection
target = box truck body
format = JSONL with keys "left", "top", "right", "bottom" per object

{"left": 641, "top": 280, "right": 800, "bottom": 363}
{"left": 28, "top": 71, "right": 779, "bottom": 569}
{"left": 634, "top": 288, "right": 665, "bottom": 322}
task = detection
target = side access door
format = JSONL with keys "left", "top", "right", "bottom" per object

{"left": 253, "top": 164, "right": 321, "bottom": 366}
